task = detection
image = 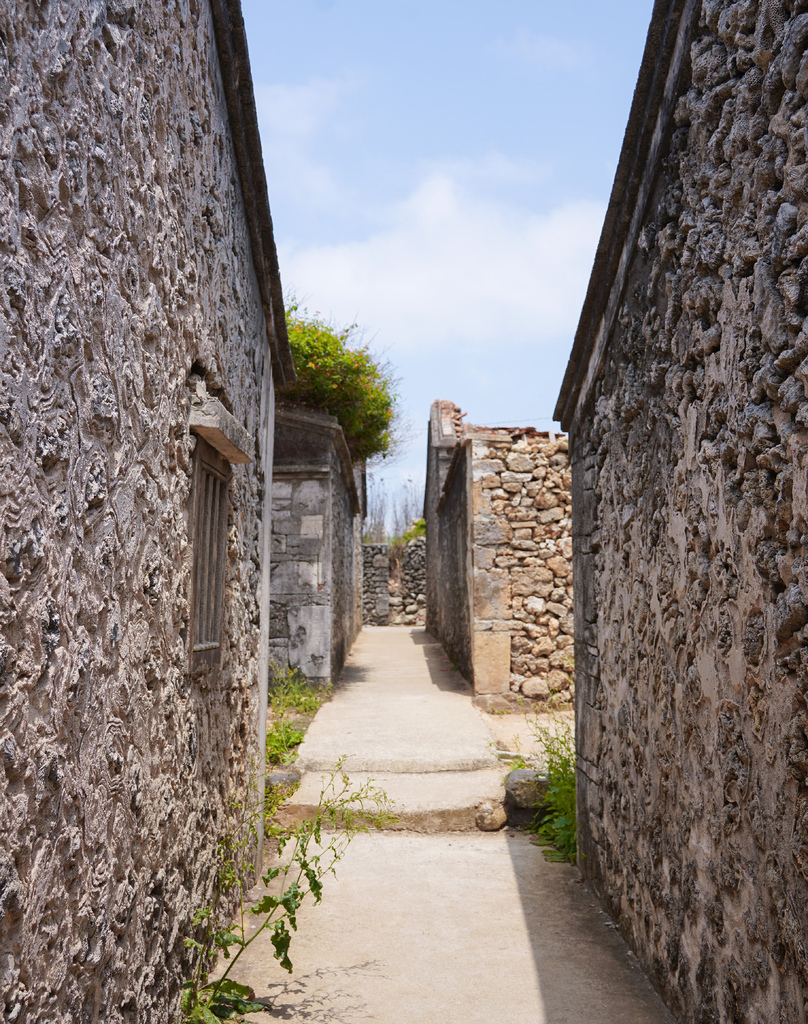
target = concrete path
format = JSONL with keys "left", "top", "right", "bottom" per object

{"left": 280, "top": 627, "right": 505, "bottom": 831}
{"left": 232, "top": 627, "right": 675, "bottom": 1023}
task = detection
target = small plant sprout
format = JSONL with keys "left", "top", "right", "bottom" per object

{"left": 181, "top": 761, "right": 395, "bottom": 1022}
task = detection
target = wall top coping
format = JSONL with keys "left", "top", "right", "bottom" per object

{"left": 554, "top": 0, "right": 698, "bottom": 432}
{"left": 275, "top": 402, "right": 361, "bottom": 515}
{"left": 430, "top": 399, "right": 567, "bottom": 515}
{"left": 209, "top": 0, "right": 295, "bottom": 386}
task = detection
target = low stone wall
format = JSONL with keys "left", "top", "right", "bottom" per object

{"left": 390, "top": 537, "right": 426, "bottom": 626}
{"left": 362, "top": 544, "right": 389, "bottom": 625}
{"left": 473, "top": 434, "right": 573, "bottom": 700}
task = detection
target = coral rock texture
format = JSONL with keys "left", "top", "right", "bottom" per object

{"left": 0, "top": 1, "right": 275, "bottom": 1020}
{"left": 561, "top": 1, "right": 808, "bottom": 1020}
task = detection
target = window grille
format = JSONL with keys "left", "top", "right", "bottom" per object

{"left": 189, "top": 436, "right": 230, "bottom": 669}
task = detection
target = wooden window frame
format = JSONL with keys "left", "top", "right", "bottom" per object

{"left": 189, "top": 435, "right": 231, "bottom": 671}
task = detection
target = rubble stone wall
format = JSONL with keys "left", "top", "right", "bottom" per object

{"left": 471, "top": 433, "right": 573, "bottom": 700}
{"left": 362, "top": 544, "right": 390, "bottom": 625}
{"left": 567, "top": 2, "right": 808, "bottom": 1020}
{"left": 0, "top": 2, "right": 276, "bottom": 1021}
{"left": 389, "top": 537, "right": 426, "bottom": 626}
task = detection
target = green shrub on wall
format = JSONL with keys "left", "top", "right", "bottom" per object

{"left": 282, "top": 303, "right": 398, "bottom": 461}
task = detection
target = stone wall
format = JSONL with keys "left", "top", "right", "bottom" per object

{"left": 363, "top": 544, "right": 390, "bottom": 625}
{"left": 425, "top": 401, "right": 462, "bottom": 641}
{"left": 470, "top": 432, "right": 573, "bottom": 700}
{"left": 426, "top": 402, "right": 573, "bottom": 698}
{"left": 270, "top": 404, "right": 363, "bottom": 682}
{"left": 389, "top": 536, "right": 426, "bottom": 625}
{"left": 556, "top": 2, "right": 808, "bottom": 1020}
{"left": 0, "top": 2, "right": 290, "bottom": 1021}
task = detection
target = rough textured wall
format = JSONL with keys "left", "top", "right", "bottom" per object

{"left": 0, "top": 1, "right": 272, "bottom": 1021}
{"left": 362, "top": 544, "right": 390, "bottom": 625}
{"left": 425, "top": 401, "right": 462, "bottom": 639}
{"left": 329, "top": 459, "right": 362, "bottom": 677}
{"left": 470, "top": 431, "right": 573, "bottom": 700}
{"left": 270, "top": 407, "right": 361, "bottom": 682}
{"left": 574, "top": 2, "right": 808, "bottom": 1020}
{"left": 389, "top": 537, "right": 426, "bottom": 626}
{"left": 431, "top": 442, "right": 473, "bottom": 680}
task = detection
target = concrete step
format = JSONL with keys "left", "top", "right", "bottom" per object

{"left": 274, "top": 767, "right": 506, "bottom": 833}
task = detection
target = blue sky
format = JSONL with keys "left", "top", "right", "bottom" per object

{"left": 241, "top": 0, "right": 655, "bottom": 489}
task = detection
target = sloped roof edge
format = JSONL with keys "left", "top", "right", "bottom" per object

{"left": 209, "top": 0, "right": 296, "bottom": 387}
{"left": 554, "top": 0, "right": 699, "bottom": 431}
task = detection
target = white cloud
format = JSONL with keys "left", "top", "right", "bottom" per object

{"left": 279, "top": 171, "right": 604, "bottom": 355}
{"left": 492, "top": 31, "right": 590, "bottom": 71}
{"left": 254, "top": 77, "right": 357, "bottom": 208}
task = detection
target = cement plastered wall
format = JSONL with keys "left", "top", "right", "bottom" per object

{"left": 270, "top": 411, "right": 361, "bottom": 682}
{"left": 0, "top": 2, "right": 274, "bottom": 1020}
{"left": 429, "top": 440, "right": 474, "bottom": 681}
{"left": 572, "top": 2, "right": 808, "bottom": 1020}
{"left": 425, "top": 401, "right": 460, "bottom": 640}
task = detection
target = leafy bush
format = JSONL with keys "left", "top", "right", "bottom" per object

{"left": 527, "top": 714, "right": 577, "bottom": 863}
{"left": 281, "top": 303, "right": 398, "bottom": 461}
{"left": 396, "top": 517, "right": 425, "bottom": 546}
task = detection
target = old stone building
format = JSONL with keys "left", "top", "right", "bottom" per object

{"left": 557, "top": 1, "right": 808, "bottom": 1020}
{"left": 0, "top": 1, "right": 294, "bottom": 1020}
{"left": 269, "top": 402, "right": 364, "bottom": 683}
{"left": 425, "top": 400, "right": 573, "bottom": 699}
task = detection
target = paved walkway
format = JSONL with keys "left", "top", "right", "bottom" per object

{"left": 234, "top": 627, "right": 675, "bottom": 1023}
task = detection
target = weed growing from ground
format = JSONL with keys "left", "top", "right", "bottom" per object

{"left": 181, "top": 762, "right": 394, "bottom": 1021}
{"left": 265, "top": 721, "right": 306, "bottom": 765}
{"left": 265, "top": 663, "right": 332, "bottom": 766}
{"left": 525, "top": 713, "right": 577, "bottom": 863}
{"left": 269, "top": 663, "right": 331, "bottom": 718}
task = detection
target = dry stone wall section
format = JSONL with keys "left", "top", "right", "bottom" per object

{"left": 389, "top": 537, "right": 426, "bottom": 626}
{"left": 471, "top": 433, "right": 573, "bottom": 699}
{"left": 562, "top": 2, "right": 808, "bottom": 1020}
{"left": 0, "top": 3, "right": 278, "bottom": 1021}
{"left": 426, "top": 405, "right": 573, "bottom": 699}
{"left": 362, "top": 544, "right": 390, "bottom": 625}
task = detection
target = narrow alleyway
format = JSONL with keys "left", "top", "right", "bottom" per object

{"left": 236, "top": 628, "right": 674, "bottom": 1023}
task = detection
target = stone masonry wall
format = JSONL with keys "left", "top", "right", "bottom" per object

{"left": 0, "top": 2, "right": 276, "bottom": 1021}
{"left": 363, "top": 544, "right": 390, "bottom": 625}
{"left": 471, "top": 431, "right": 573, "bottom": 700}
{"left": 430, "top": 437, "right": 474, "bottom": 680}
{"left": 389, "top": 536, "right": 426, "bottom": 626}
{"left": 270, "top": 406, "right": 362, "bottom": 683}
{"left": 570, "top": 3, "right": 808, "bottom": 1020}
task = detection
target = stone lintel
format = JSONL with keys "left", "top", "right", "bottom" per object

{"left": 190, "top": 397, "right": 254, "bottom": 464}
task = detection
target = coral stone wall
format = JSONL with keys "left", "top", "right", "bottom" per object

{"left": 0, "top": 2, "right": 274, "bottom": 1020}
{"left": 472, "top": 433, "right": 573, "bottom": 699}
{"left": 569, "top": 2, "right": 808, "bottom": 1020}
{"left": 362, "top": 544, "right": 390, "bottom": 625}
